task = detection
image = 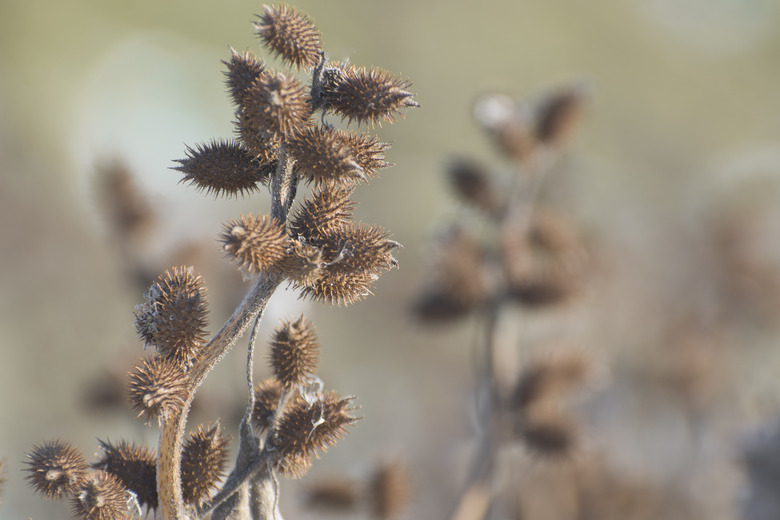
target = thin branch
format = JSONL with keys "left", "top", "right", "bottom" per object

{"left": 157, "top": 148, "right": 297, "bottom": 520}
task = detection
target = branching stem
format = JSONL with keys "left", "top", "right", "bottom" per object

{"left": 157, "top": 147, "right": 297, "bottom": 520}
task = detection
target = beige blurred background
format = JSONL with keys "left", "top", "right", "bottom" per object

{"left": 2, "top": 0, "right": 780, "bottom": 518}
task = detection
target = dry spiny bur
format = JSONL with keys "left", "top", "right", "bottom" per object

{"left": 93, "top": 440, "right": 158, "bottom": 511}
{"left": 272, "top": 391, "right": 357, "bottom": 478}
{"left": 127, "top": 356, "right": 189, "bottom": 425}
{"left": 180, "top": 423, "right": 231, "bottom": 507}
{"left": 134, "top": 266, "right": 210, "bottom": 366}
{"left": 70, "top": 470, "right": 130, "bottom": 520}
{"left": 251, "top": 378, "right": 284, "bottom": 433}
{"left": 220, "top": 213, "right": 289, "bottom": 274}
{"left": 27, "top": 4, "right": 415, "bottom": 519}
{"left": 25, "top": 440, "right": 89, "bottom": 499}
{"left": 173, "top": 140, "right": 272, "bottom": 197}
{"left": 269, "top": 315, "right": 319, "bottom": 389}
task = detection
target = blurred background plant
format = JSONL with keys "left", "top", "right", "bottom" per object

{"left": 3, "top": 0, "right": 780, "bottom": 519}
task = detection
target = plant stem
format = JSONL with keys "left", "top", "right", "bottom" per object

{"left": 157, "top": 148, "right": 297, "bottom": 520}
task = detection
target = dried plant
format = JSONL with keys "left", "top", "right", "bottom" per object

{"left": 303, "top": 458, "right": 411, "bottom": 519}
{"left": 413, "top": 86, "right": 590, "bottom": 519}
{"left": 24, "top": 4, "right": 416, "bottom": 519}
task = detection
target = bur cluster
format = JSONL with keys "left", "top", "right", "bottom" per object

{"left": 25, "top": 4, "right": 416, "bottom": 520}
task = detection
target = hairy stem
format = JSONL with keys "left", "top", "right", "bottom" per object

{"left": 157, "top": 148, "right": 297, "bottom": 520}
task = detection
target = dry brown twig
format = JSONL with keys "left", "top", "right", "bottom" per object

{"left": 24, "top": 4, "right": 416, "bottom": 519}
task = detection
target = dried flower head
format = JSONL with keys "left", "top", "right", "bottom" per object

{"left": 281, "top": 239, "right": 324, "bottom": 286}
{"left": 414, "top": 227, "right": 490, "bottom": 321}
{"left": 323, "top": 64, "right": 418, "bottom": 125}
{"left": 95, "top": 160, "right": 156, "bottom": 243}
{"left": 270, "top": 315, "right": 320, "bottom": 388}
{"left": 220, "top": 213, "right": 289, "bottom": 274}
{"left": 223, "top": 47, "right": 265, "bottom": 107}
{"left": 446, "top": 157, "right": 502, "bottom": 215}
{"left": 304, "top": 476, "right": 359, "bottom": 512}
{"left": 510, "top": 351, "right": 591, "bottom": 412}
{"left": 255, "top": 4, "right": 322, "bottom": 70}
{"left": 25, "top": 440, "right": 89, "bottom": 498}
{"left": 93, "top": 440, "right": 158, "bottom": 511}
{"left": 243, "top": 70, "right": 311, "bottom": 140}
{"left": 273, "top": 391, "right": 358, "bottom": 478}
{"left": 289, "top": 126, "right": 366, "bottom": 185}
{"left": 473, "top": 92, "right": 534, "bottom": 161}
{"left": 347, "top": 131, "right": 392, "bottom": 177}
{"left": 134, "top": 266, "right": 209, "bottom": 365}
{"left": 299, "top": 270, "right": 377, "bottom": 306}
{"left": 534, "top": 84, "right": 586, "bottom": 146}
{"left": 501, "top": 210, "right": 583, "bottom": 308}
{"left": 70, "top": 470, "right": 129, "bottom": 520}
{"left": 519, "top": 415, "right": 578, "bottom": 458}
{"left": 318, "top": 222, "right": 400, "bottom": 276}
{"left": 290, "top": 184, "right": 355, "bottom": 241}
{"left": 252, "top": 377, "right": 284, "bottom": 432}
{"left": 235, "top": 111, "right": 281, "bottom": 164}
{"left": 127, "top": 356, "right": 189, "bottom": 425}
{"left": 173, "top": 140, "right": 273, "bottom": 197}
{"left": 181, "top": 422, "right": 231, "bottom": 506}
{"left": 370, "top": 459, "right": 411, "bottom": 520}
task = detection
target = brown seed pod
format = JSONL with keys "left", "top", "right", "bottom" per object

{"left": 318, "top": 221, "right": 400, "bottom": 276}
{"left": 273, "top": 391, "right": 357, "bottom": 478}
{"left": 369, "top": 459, "right": 411, "bottom": 520}
{"left": 127, "top": 356, "right": 189, "bottom": 425}
{"left": 70, "top": 470, "right": 129, "bottom": 520}
{"left": 473, "top": 92, "right": 534, "bottom": 162}
{"left": 501, "top": 210, "right": 584, "bottom": 308}
{"left": 280, "top": 239, "right": 324, "bottom": 286}
{"left": 290, "top": 184, "right": 355, "bottom": 242}
{"left": 323, "top": 64, "right": 418, "bottom": 125}
{"left": 347, "top": 131, "right": 392, "bottom": 178}
{"left": 519, "top": 414, "right": 578, "bottom": 458}
{"left": 93, "top": 440, "right": 158, "bottom": 511}
{"left": 413, "top": 227, "right": 491, "bottom": 322}
{"left": 134, "top": 266, "right": 209, "bottom": 366}
{"left": 298, "top": 270, "right": 376, "bottom": 306}
{"left": 288, "top": 126, "right": 365, "bottom": 185}
{"left": 235, "top": 111, "right": 281, "bottom": 164}
{"left": 269, "top": 315, "right": 320, "bottom": 389}
{"left": 173, "top": 140, "right": 273, "bottom": 197}
{"left": 252, "top": 378, "right": 284, "bottom": 433}
{"left": 223, "top": 47, "right": 265, "bottom": 107}
{"left": 255, "top": 4, "right": 322, "bottom": 70}
{"left": 242, "top": 70, "right": 311, "bottom": 141}
{"left": 304, "top": 476, "right": 359, "bottom": 512}
{"left": 220, "top": 213, "right": 289, "bottom": 274}
{"left": 95, "top": 160, "right": 156, "bottom": 245}
{"left": 181, "top": 422, "right": 231, "bottom": 506}
{"left": 510, "top": 351, "right": 590, "bottom": 412}
{"left": 534, "top": 84, "right": 586, "bottom": 146}
{"left": 25, "top": 440, "right": 89, "bottom": 499}
{"left": 446, "top": 157, "right": 502, "bottom": 216}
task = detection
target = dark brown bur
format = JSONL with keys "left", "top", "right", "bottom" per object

{"left": 255, "top": 4, "right": 322, "bottom": 70}
{"left": 173, "top": 140, "right": 273, "bottom": 197}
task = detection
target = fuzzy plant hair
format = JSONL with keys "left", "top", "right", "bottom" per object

{"left": 24, "top": 4, "right": 417, "bottom": 519}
